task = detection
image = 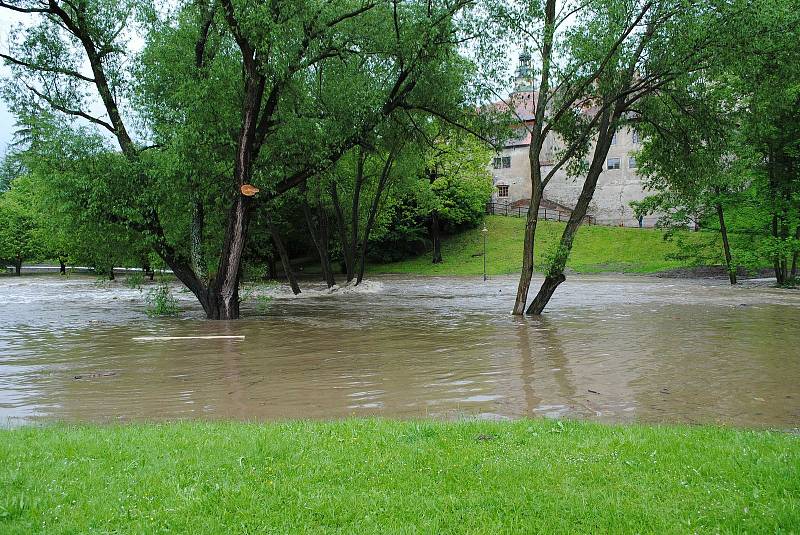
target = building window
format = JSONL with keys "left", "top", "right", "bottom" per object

{"left": 492, "top": 157, "right": 502, "bottom": 169}
{"left": 611, "top": 133, "right": 618, "bottom": 145}
{"left": 632, "top": 131, "right": 640, "bottom": 144}
{"left": 502, "top": 156, "right": 511, "bottom": 168}
{"left": 497, "top": 184, "right": 509, "bottom": 197}
{"left": 628, "top": 156, "right": 637, "bottom": 168}
{"left": 607, "top": 157, "right": 621, "bottom": 170}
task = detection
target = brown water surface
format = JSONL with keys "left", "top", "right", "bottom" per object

{"left": 1, "top": 274, "right": 798, "bottom": 428}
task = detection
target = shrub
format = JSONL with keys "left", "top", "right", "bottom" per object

{"left": 145, "top": 284, "right": 180, "bottom": 317}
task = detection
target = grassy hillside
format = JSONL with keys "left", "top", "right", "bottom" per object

{"left": 1, "top": 420, "right": 797, "bottom": 533}
{"left": 370, "top": 215, "right": 703, "bottom": 276}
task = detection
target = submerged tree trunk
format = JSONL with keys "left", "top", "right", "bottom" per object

{"left": 527, "top": 108, "right": 616, "bottom": 316}
{"left": 512, "top": 0, "right": 556, "bottom": 316}
{"left": 316, "top": 205, "right": 336, "bottom": 287}
{"left": 108, "top": 267, "right": 115, "bottom": 281}
{"left": 207, "top": 194, "right": 252, "bottom": 318}
{"left": 329, "top": 182, "right": 354, "bottom": 280}
{"left": 302, "top": 187, "right": 336, "bottom": 288}
{"left": 772, "top": 214, "right": 786, "bottom": 284}
{"left": 791, "top": 222, "right": 800, "bottom": 280}
{"left": 266, "top": 254, "right": 277, "bottom": 280}
{"left": 715, "top": 202, "right": 736, "bottom": 285}
{"left": 14, "top": 257, "right": 21, "bottom": 276}
{"left": 513, "top": 175, "right": 545, "bottom": 315}
{"left": 430, "top": 210, "right": 443, "bottom": 264}
{"left": 356, "top": 148, "right": 397, "bottom": 285}
{"left": 59, "top": 259, "right": 66, "bottom": 275}
{"left": 346, "top": 148, "right": 366, "bottom": 283}
{"left": 266, "top": 212, "right": 301, "bottom": 295}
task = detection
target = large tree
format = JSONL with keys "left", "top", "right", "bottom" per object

{"left": 1, "top": 0, "right": 480, "bottom": 318}
{"left": 480, "top": 0, "right": 754, "bottom": 314}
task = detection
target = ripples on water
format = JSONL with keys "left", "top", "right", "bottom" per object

{"left": 0, "top": 273, "right": 798, "bottom": 428}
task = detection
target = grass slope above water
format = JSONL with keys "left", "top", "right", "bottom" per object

{"left": 1, "top": 419, "right": 798, "bottom": 533}
{"left": 370, "top": 215, "right": 707, "bottom": 276}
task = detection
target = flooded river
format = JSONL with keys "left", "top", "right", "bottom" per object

{"left": 1, "top": 274, "right": 798, "bottom": 428}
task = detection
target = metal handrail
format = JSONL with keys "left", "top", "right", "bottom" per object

{"left": 485, "top": 201, "right": 657, "bottom": 227}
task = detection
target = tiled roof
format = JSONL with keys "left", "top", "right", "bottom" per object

{"left": 489, "top": 91, "right": 538, "bottom": 147}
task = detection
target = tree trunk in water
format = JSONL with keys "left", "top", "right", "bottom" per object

{"left": 201, "top": 59, "right": 267, "bottom": 319}
{"left": 513, "top": 181, "right": 543, "bottom": 315}
{"left": 142, "top": 259, "right": 153, "bottom": 281}
{"left": 772, "top": 214, "right": 786, "bottom": 284}
{"left": 14, "top": 257, "right": 21, "bottom": 276}
{"left": 266, "top": 212, "right": 301, "bottom": 295}
{"left": 266, "top": 254, "right": 277, "bottom": 280}
{"left": 59, "top": 259, "right": 66, "bottom": 275}
{"left": 208, "top": 193, "right": 253, "bottom": 318}
{"left": 526, "top": 273, "right": 566, "bottom": 315}
{"left": 346, "top": 148, "right": 366, "bottom": 283}
{"left": 512, "top": 0, "right": 556, "bottom": 316}
{"left": 356, "top": 151, "right": 396, "bottom": 285}
{"left": 431, "top": 210, "right": 442, "bottom": 264}
{"left": 527, "top": 107, "right": 616, "bottom": 315}
{"left": 716, "top": 202, "right": 736, "bottom": 285}
{"left": 329, "top": 183, "right": 354, "bottom": 280}
{"left": 791, "top": 222, "right": 800, "bottom": 280}
{"left": 317, "top": 206, "right": 336, "bottom": 287}
{"left": 302, "top": 190, "right": 336, "bottom": 288}
{"left": 108, "top": 268, "right": 115, "bottom": 281}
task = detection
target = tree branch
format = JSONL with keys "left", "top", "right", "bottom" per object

{"left": 23, "top": 82, "right": 116, "bottom": 133}
{"left": 0, "top": 53, "right": 95, "bottom": 82}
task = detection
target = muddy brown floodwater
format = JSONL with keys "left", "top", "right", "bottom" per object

{"left": 0, "top": 274, "right": 798, "bottom": 428}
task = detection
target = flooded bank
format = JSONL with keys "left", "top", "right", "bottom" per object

{"left": 0, "top": 274, "right": 798, "bottom": 428}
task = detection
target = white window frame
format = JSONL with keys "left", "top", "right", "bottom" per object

{"left": 607, "top": 157, "right": 621, "bottom": 170}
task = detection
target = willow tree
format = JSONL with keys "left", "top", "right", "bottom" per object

{"left": 729, "top": 0, "right": 800, "bottom": 284}
{"left": 480, "top": 0, "right": 751, "bottom": 314}
{"left": 480, "top": 0, "right": 658, "bottom": 315}
{"left": 632, "top": 80, "right": 746, "bottom": 285}
{"left": 1, "top": 0, "right": 479, "bottom": 318}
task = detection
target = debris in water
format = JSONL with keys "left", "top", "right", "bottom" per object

{"left": 74, "top": 372, "right": 116, "bottom": 380}
{"left": 132, "top": 335, "right": 245, "bottom": 341}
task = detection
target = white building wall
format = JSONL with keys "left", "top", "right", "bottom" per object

{"left": 490, "top": 127, "right": 654, "bottom": 227}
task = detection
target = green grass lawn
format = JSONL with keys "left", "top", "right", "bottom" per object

{"left": 1, "top": 420, "right": 798, "bottom": 533}
{"left": 370, "top": 215, "right": 706, "bottom": 276}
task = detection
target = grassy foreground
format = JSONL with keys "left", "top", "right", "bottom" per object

{"left": 1, "top": 420, "right": 798, "bottom": 533}
{"left": 370, "top": 215, "right": 702, "bottom": 276}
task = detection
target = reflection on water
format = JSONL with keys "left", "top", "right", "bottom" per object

{"left": 0, "top": 274, "right": 798, "bottom": 428}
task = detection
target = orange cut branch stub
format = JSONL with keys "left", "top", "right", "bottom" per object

{"left": 240, "top": 184, "right": 260, "bottom": 197}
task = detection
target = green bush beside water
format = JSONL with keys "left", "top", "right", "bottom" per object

{"left": 145, "top": 284, "right": 180, "bottom": 317}
{"left": 1, "top": 419, "right": 797, "bottom": 533}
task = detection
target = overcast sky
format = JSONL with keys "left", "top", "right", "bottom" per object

{"left": 1, "top": 11, "right": 21, "bottom": 155}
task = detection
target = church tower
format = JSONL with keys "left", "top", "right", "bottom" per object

{"left": 514, "top": 47, "right": 534, "bottom": 92}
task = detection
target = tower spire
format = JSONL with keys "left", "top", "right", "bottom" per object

{"left": 514, "top": 47, "right": 534, "bottom": 92}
